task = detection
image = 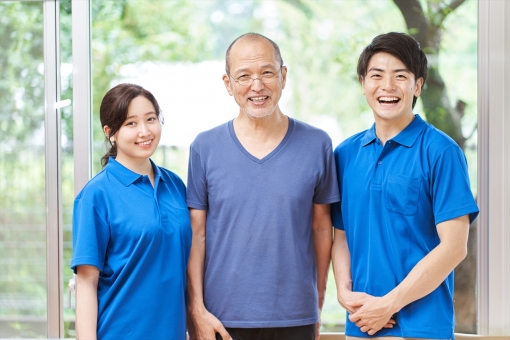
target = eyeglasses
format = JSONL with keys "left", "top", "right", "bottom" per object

{"left": 229, "top": 66, "right": 282, "bottom": 87}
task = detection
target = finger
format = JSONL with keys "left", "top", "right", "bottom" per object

{"left": 217, "top": 328, "right": 231, "bottom": 340}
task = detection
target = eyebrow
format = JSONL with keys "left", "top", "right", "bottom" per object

{"left": 368, "top": 67, "right": 410, "bottom": 73}
{"left": 125, "top": 111, "right": 156, "bottom": 120}
{"left": 233, "top": 64, "right": 277, "bottom": 74}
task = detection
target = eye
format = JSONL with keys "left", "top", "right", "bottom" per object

{"left": 147, "top": 116, "right": 157, "bottom": 122}
{"left": 237, "top": 75, "right": 250, "bottom": 81}
{"left": 262, "top": 71, "right": 276, "bottom": 77}
{"left": 125, "top": 121, "right": 136, "bottom": 126}
{"left": 396, "top": 74, "right": 407, "bottom": 79}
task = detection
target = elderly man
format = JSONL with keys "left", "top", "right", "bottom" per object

{"left": 331, "top": 32, "right": 479, "bottom": 339}
{"left": 186, "top": 33, "right": 339, "bottom": 340}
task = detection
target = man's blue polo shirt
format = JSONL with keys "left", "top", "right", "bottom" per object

{"left": 71, "top": 157, "right": 191, "bottom": 340}
{"left": 331, "top": 115, "right": 479, "bottom": 339}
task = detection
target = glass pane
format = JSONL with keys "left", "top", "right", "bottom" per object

{"left": 0, "top": 1, "right": 47, "bottom": 337}
{"left": 59, "top": 0, "right": 76, "bottom": 337}
{"left": 89, "top": 0, "right": 478, "bottom": 333}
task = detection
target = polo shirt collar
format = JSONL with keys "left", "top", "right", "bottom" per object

{"left": 106, "top": 157, "right": 163, "bottom": 186}
{"left": 361, "top": 114, "right": 427, "bottom": 147}
{"left": 391, "top": 114, "right": 427, "bottom": 147}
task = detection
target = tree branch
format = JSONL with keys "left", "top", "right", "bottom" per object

{"left": 392, "top": 0, "right": 428, "bottom": 46}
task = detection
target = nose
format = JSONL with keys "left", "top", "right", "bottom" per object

{"left": 382, "top": 77, "right": 396, "bottom": 91}
{"left": 250, "top": 77, "right": 265, "bottom": 91}
{"left": 138, "top": 122, "right": 151, "bottom": 136}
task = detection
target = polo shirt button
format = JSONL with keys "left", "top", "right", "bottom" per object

{"left": 141, "top": 177, "right": 147, "bottom": 182}
{"left": 377, "top": 160, "right": 382, "bottom": 165}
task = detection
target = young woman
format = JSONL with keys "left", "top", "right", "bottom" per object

{"left": 71, "top": 83, "right": 191, "bottom": 339}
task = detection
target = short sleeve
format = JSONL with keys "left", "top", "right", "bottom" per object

{"left": 313, "top": 144, "right": 340, "bottom": 205}
{"left": 331, "top": 148, "right": 344, "bottom": 230}
{"left": 70, "top": 198, "right": 110, "bottom": 273}
{"left": 186, "top": 144, "right": 208, "bottom": 210}
{"left": 431, "top": 145, "right": 479, "bottom": 225}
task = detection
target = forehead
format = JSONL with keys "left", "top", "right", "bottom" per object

{"left": 127, "top": 95, "right": 155, "bottom": 115}
{"left": 229, "top": 38, "right": 278, "bottom": 72}
{"left": 367, "top": 52, "right": 408, "bottom": 71}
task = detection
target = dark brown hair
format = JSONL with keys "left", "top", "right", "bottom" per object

{"left": 225, "top": 32, "right": 284, "bottom": 74}
{"left": 357, "top": 32, "right": 428, "bottom": 108}
{"left": 99, "top": 83, "right": 162, "bottom": 167}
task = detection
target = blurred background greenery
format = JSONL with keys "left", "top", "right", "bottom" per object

{"left": 0, "top": 0, "right": 477, "bottom": 337}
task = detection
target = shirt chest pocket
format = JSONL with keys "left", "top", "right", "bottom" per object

{"left": 384, "top": 173, "right": 421, "bottom": 216}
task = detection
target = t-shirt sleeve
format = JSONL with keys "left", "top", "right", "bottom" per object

{"left": 432, "top": 145, "right": 479, "bottom": 225}
{"left": 331, "top": 147, "right": 344, "bottom": 230}
{"left": 70, "top": 197, "right": 110, "bottom": 273}
{"left": 313, "top": 144, "right": 340, "bottom": 205}
{"left": 186, "top": 145, "right": 208, "bottom": 210}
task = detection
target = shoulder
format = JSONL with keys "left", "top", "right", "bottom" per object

{"left": 158, "top": 166, "right": 185, "bottom": 189}
{"left": 290, "top": 118, "right": 332, "bottom": 148}
{"left": 75, "top": 168, "right": 110, "bottom": 202}
{"left": 292, "top": 118, "right": 330, "bottom": 139}
{"left": 191, "top": 121, "right": 230, "bottom": 147}
{"left": 420, "top": 123, "right": 465, "bottom": 159}
{"left": 334, "top": 129, "right": 368, "bottom": 155}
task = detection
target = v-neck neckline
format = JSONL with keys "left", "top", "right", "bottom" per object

{"left": 228, "top": 117, "right": 294, "bottom": 164}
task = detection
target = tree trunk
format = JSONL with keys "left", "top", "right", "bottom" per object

{"left": 393, "top": 0, "right": 475, "bottom": 332}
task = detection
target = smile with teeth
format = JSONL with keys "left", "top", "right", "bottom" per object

{"left": 249, "top": 96, "right": 268, "bottom": 102}
{"left": 137, "top": 140, "right": 152, "bottom": 146}
{"left": 378, "top": 96, "right": 400, "bottom": 104}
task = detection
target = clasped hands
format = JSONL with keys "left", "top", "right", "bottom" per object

{"left": 339, "top": 290, "right": 396, "bottom": 336}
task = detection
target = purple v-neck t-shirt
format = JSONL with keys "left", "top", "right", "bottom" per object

{"left": 187, "top": 117, "right": 339, "bottom": 328}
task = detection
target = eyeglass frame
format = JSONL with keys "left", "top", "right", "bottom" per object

{"left": 227, "top": 65, "right": 284, "bottom": 87}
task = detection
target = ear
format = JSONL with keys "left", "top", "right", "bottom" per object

{"left": 223, "top": 74, "right": 233, "bottom": 96}
{"left": 103, "top": 125, "right": 114, "bottom": 142}
{"left": 414, "top": 77, "right": 424, "bottom": 97}
{"left": 280, "top": 66, "right": 288, "bottom": 89}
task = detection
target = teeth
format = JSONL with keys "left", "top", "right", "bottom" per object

{"left": 139, "top": 140, "right": 151, "bottom": 146}
{"left": 379, "top": 97, "right": 399, "bottom": 102}
{"left": 250, "top": 96, "right": 267, "bottom": 101}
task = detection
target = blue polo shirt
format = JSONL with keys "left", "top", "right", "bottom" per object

{"left": 331, "top": 115, "right": 479, "bottom": 339}
{"left": 71, "top": 157, "right": 191, "bottom": 340}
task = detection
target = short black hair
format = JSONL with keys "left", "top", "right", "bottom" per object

{"left": 357, "top": 32, "right": 428, "bottom": 108}
{"left": 225, "top": 33, "right": 284, "bottom": 74}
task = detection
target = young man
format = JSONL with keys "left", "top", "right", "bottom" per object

{"left": 186, "top": 33, "right": 339, "bottom": 340}
{"left": 331, "top": 32, "right": 479, "bottom": 339}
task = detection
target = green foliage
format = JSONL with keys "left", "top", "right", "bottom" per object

{"left": 0, "top": 1, "right": 44, "bottom": 144}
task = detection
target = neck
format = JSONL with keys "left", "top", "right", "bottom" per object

{"left": 375, "top": 113, "right": 415, "bottom": 146}
{"left": 236, "top": 107, "right": 286, "bottom": 136}
{"left": 115, "top": 156, "right": 154, "bottom": 177}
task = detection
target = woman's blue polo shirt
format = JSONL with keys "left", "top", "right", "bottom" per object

{"left": 331, "top": 115, "right": 479, "bottom": 339}
{"left": 71, "top": 157, "right": 191, "bottom": 340}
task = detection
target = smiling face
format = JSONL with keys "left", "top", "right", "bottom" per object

{"left": 362, "top": 52, "right": 423, "bottom": 126}
{"left": 104, "top": 95, "right": 161, "bottom": 168}
{"left": 223, "top": 37, "right": 287, "bottom": 119}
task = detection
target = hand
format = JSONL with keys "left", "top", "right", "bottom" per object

{"left": 188, "top": 307, "right": 231, "bottom": 340}
{"left": 348, "top": 295, "right": 396, "bottom": 335}
{"left": 337, "top": 288, "right": 371, "bottom": 314}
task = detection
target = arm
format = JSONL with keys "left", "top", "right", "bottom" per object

{"left": 349, "top": 215, "right": 470, "bottom": 335}
{"left": 312, "top": 203, "right": 333, "bottom": 340}
{"left": 75, "top": 265, "right": 99, "bottom": 340}
{"left": 187, "top": 208, "right": 230, "bottom": 340}
{"left": 331, "top": 229, "right": 395, "bottom": 327}
{"left": 331, "top": 229, "right": 366, "bottom": 314}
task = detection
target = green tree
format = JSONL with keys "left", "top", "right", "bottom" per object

{"left": 393, "top": 0, "right": 477, "bottom": 332}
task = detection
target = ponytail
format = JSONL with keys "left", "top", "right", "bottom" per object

{"left": 101, "top": 141, "right": 117, "bottom": 168}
